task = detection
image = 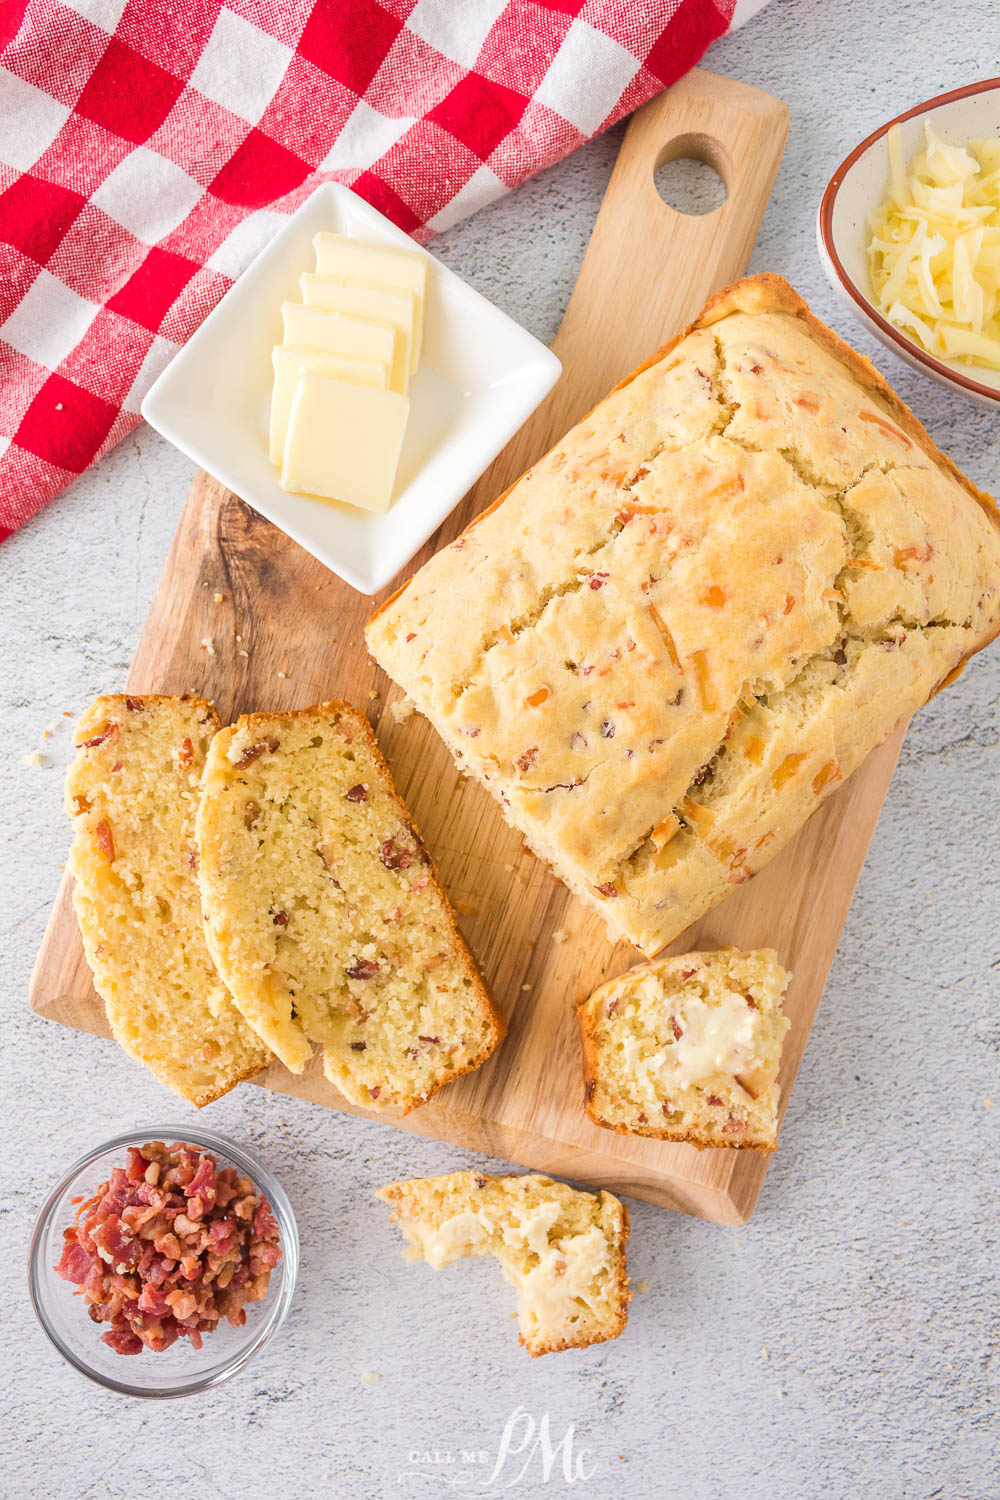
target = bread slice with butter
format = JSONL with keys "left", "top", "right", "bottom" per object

{"left": 378, "top": 1171, "right": 630, "bottom": 1356}
{"left": 195, "top": 702, "right": 505, "bottom": 1111}
{"left": 65, "top": 694, "right": 270, "bottom": 1106}
{"left": 579, "top": 947, "right": 791, "bottom": 1149}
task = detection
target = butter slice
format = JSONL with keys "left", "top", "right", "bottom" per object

{"left": 280, "top": 303, "right": 403, "bottom": 392}
{"left": 269, "top": 347, "right": 387, "bottom": 466}
{"left": 280, "top": 373, "right": 409, "bottom": 513}
{"left": 312, "top": 234, "right": 427, "bottom": 365}
{"left": 301, "top": 273, "right": 417, "bottom": 381}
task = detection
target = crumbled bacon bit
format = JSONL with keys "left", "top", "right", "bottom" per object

{"left": 178, "top": 737, "right": 194, "bottom": 770}
{"left": 418, "top": 1035, "right": 440, "bottom": 1045}
{"left": 600, "top": 720, "right": 615, "bottom": 738}
{"left": 78, "top": 723, "right": 118, "bottom": 750}
{"left": 244, "top": 800, "right": 262, "bottom": 829}
{"left": 475, "top": 1174, "right": 488, "bottom": 1188}
{"left": 671, "top": 1017, "right": 683, "bottom": 1041}
{"left": 368, "top": 1087, "right": 381, "bottom": 1100}
{"left": 589, "top": 573, "right": 609, "bottom": 590}
{"left": 350, "top": 1041, "right": 367, "bottom": 1051}
{"left": 96, "top": 819, "right": 115, "bottom": 862}
{"left": 236, "top": 738, "right": 279, "bottom": 767}
{"left": 515, "top": 746, "right": 539, "bottom": 776}
{"left": 272, "top": 910, "right": 289, "bottom": 927}
{"left": 724, "top": 1116, "right": 747, "bottom": 1134}
{"left": 405, "top": 632, "right": 417, "bottom": 642}
{"left": 606, "top": 997, "right": 619, "bottom": 1017}
{"left": 125, "top": 697, "right": 144, "bottom": 712}
{"left": 346, "top": 958, "right": 380, "bottom": 981}
{"left": 661, "top": 1101, "right": 673, "bottom": 1116}
{"left": 345, "top": 783, "right": 368, "bottom": 802}
{"left": 525, "top": 685, "right": 551, "bottom": 708}
{"left": 54, "top": 1140, "right": 280, "bottom": 1356}
{"left": 187, "top": 846, "right": 199, "bottom": 872}
{"left": 595, "top": 881, "right": 618, "bottom": 898}
{"left": 706, "top": 1094, "right": 724, "bottom": 1107}
{"left": 380, "top": 837, "right": 412, "bottom": 870}
{"left": 637, "top": 1113, "right": 648, "bottom": 1124}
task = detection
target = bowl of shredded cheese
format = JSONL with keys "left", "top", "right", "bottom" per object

{"left": 818, "top": 78, "right": 1000, "bottom": 406}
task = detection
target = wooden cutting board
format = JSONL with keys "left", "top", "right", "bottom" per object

{"left": 32, "top": 71, "right": 901, "bottom": 1226}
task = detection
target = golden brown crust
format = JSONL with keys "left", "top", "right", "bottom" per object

{"left": 367, "top": 272, "right": 999, "bottom": 651}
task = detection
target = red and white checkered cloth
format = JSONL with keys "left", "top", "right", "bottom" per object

{"left": 0, "top": 0, "right": 737, "bottom": 544}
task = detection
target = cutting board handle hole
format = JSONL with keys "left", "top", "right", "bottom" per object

{"left": 653, "top": 133, "right": 729, "bottom": 217}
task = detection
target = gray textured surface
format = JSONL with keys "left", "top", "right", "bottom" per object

{"left": 2, "top": 2, "right": 998, "bottom": 1496}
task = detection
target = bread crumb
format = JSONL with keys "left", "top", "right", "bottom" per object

{"left": 360, "top": 1370, "right": 381, "bottom": 1385}
{"left": 985, "top": 1099, "right": 996, "bottom": 1109}
{"left": 20, "top": 750, "right": 47, "bottom": 766}
{"left": 277, "top": 671, "right": 287, "bottom": 680}
{"left": 521, "top": 983, "right": 531, "bottom": 992}
{"left": 637, "top": 1278, "right": 651, "bottom": 1294}
{"left": 200, "top": 637, "right": 215, "bottom": 656}
{"left": 213, "top": 592, "right": 225, "bottom": 603}
{"left": 760, "top": 1346, "right": 770, "bottom": 1361}
{"left": 238, "top": 649, "right": 249, "bottom": 658}
{"left": 453, "top": 900, "right": 479, "bottom": 917}
{"left": 552, "top": 928, "right": 567, "bottom": 944}
{"left": 368, "top": 689, "right": 379, "bottom": 700}
{"left": 390, "top": 697, "right": 415, "bottom": 725}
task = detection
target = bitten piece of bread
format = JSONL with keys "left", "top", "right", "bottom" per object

{"left": 65, "top": 694, "right": 270, "bottom": 1106}
{"left": 579, "top": 947, "right": 791, "bottom": 1149}
{"left": 195, "top": 702, "right": 505, "bottom": 1111}
{"left": 378, "top": 1171, "right": 630, "bottom": 1356}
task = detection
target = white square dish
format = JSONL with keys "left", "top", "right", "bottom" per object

{"left": 141, "top": 183, "right": 562, "bottom": 594}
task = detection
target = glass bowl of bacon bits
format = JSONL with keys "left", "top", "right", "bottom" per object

{"left": 28, "top": 1127, "right": 298, "bottom": 1397}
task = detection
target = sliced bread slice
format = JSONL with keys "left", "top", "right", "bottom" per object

{"left": 66, "top": 694, "right": 270, "bottom": 1106}
{"left": 378, "top": 1171, "right": 630, "bottom": 1355}
{"left": 195, "top": 702, "right": 505, "bottom": 1111}
{"left": 579, "top": 946, "right": 791, "bottom": 1149}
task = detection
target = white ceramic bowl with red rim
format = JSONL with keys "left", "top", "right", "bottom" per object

{"left": 817, "top": 78, "right": 1000, "bottom": 408}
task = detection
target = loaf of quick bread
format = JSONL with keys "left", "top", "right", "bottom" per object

{"left": 195, "top": 702, "right": 505, "bottom": 1111}
{"left": 367, "top": 275, "right": 1000, "bottom": 954}
{"left": 66, "top": 694, "right": 270, "bottom": 1105}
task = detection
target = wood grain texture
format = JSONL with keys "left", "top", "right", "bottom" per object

{"left": 30, "top": 71, "right": 910, "bottom": 1227}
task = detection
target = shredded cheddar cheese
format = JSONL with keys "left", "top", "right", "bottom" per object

{"left": 867, "top": 122, "right": 1000, "bottom": 371}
